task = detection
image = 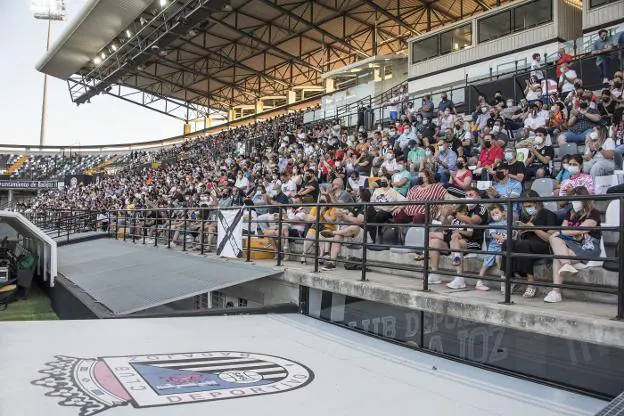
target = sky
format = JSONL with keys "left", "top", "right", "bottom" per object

{"left": 0, "top": 0, "right": 182, "bottom": 147}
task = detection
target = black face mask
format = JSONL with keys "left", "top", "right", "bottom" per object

{"left": 378, "top": 181, "right": 389, "bottom": 188}
{"left": 496, "top": 171, "right": 506, "bottom": 180}
{"left": 484, "top": 141, "right": 492, "bottom": 148}
{"left": 457, "top": 161, "right": 465, "bottom": 169}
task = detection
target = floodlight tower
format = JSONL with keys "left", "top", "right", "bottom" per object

{"left": 32, "top": 0, "right": 66, "bottom": 146}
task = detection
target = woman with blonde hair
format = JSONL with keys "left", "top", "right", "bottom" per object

{"left": 545, "top": 186, "right": 602, "bottom": 303}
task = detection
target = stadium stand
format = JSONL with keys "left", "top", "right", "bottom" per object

{"left": 9, "top": 22, "right": 624, "bottom": 310}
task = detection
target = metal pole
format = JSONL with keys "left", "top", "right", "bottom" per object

{"left": 423, "top": 204, "right": 430, "bottom": 291}
{"left": 361, "top": 202, "right": 368, "bottom": 281}
{"left": 314, "top": 203, "right": 321, "bottom": 273}
{"left": 277, "top": 208, "right": 283, "bottom": 266}
{"left": 246, "top": 208, "right": 252, "bottom": 262}
{"left": 39, "top": 20, "right": 52, "bottom": 146}
{"left": 617, "top": 196, "right": 624, "bottom": 319}
{"left": 182, "top": 209, "right": 188, "bottom": 251}
{"left": 503, "top": 199, "right": 513, "bottom": 304}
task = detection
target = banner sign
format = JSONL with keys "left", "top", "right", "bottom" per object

{"left": 0, "top": 180, "right": 57, "bottom": 189}
{"left": 217, "top": 209, "right": 243, "bottom": 258}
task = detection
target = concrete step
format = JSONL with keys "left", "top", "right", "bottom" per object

{"left": 284, "top": 240, "right": 618, "bottom": 304}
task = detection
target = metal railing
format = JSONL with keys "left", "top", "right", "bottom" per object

{"left": 23, "top": 209, "right": 98, "bottom": 243}
{"left": 32, "top": 192, "right": 624, "bottom": 319}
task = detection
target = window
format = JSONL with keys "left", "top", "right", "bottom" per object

{"left": 238, "top": 298, "right": 248, "bottom": 308}
{"left": 478, "top": 10, "right": 511, "bottom": 43}
{"left": 195, "top": 293, "right": 209, "bottom": 309}
{"left": 513, "top": 0, "right": 552, "bottom": 31}
{"left": 211, "top": 291, "right": 225, "bottom": 309}
{"left": 411, "top": 35, "right": 439, "bottom": 63}
{"left": 589, "top": 0, "right": 620, "bottom": 7}
{"left": 440, "top": 24, "right": 473, "bottom": 55}
{"left": 477, "top": 0, "right": 553, "bottom": 43}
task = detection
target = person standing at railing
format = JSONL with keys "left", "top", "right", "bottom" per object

{"left": 546, "top": 186, "right": 602, "bottom": 303}
{"left": 593, "top": 29, "right": 616, "bottom": 85}
{"left": 555, "top": 47, "right": 573, "bottom": 79}
{"left": 438, "top": 92, "right": 455, "bottom": 117}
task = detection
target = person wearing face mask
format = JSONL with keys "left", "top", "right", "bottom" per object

{"left": 558, "top": 154, "right": 596, "bottom": 198}
{"left": 522, "top": 128, "right": 554, "bottom": 180}
{"left": 369, "top": 177, "right": 406, "bottom": 241}
{"left": 475, "top": 105, "right": 491, "bottom": 132}
{"left": 295, "top": 168, "right": 319, "bottom": 203}
{"left": 486, "top": 163, "right": 522, "bottom": 216}
{"left": 502, "top": 148, "right": 525, "bottom": 183}
{"left": 391, "top": 162, "right": 411, "bottom": 196}
{"left": 598, "top": 89, "right": 616, "bottom": 125}
{"left": 476, "top": 134, "right": 504, "bottom": 180}
{"left": 380, "top": 151, "right": 398, "bottom": 174}
{"left": 438, "top": 92, "right": 454, "bottom": 115}
{"left": 499, "top": 190, "right": 560, "bottom": 298}
{"left": 434, "top": 139, "right": 457, "bottom": 184}
{"left": 419, "top": 95, "right": 434, "bottom": 119}
{"left": 394, "top": 169, "right": 447, "bottom": 225}
{"left": 234, "top": 170, "right": 251, "bottom": 194}
{"left": 558, "top": 98, "right": 601, "bottom": 145}
{"left": 583, "top": 127, "right": 616, "bottom": 177}
{"left": 593, "top": 29, "right": 615, "bottom": 84}
{"left": 524, "top": 104, "right": 547, "bottom": 132}
{"left": 491, "top": 118, "right": 509, "bottom": 147}
{"left": 546, "top": 186, "right": 602, "bottom": 303}
{"left": 439, "top": 107, "right": 456, "bottom": 130}
{"left": 446, "top": 156, "right": 473, "bottom": 198}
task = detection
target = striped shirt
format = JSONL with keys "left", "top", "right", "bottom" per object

{"left": 559, "top": 173, "right": 595, "bottom": 196}
{"left": 399, "top": 183, "right": 447, "bottom": 218}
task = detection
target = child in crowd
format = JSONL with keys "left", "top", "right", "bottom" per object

{"left": 476, "top": 204, "right": 509, "bottom": 291}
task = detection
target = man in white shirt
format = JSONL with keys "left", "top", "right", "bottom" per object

{"left": 523, "top": 104, "right": 547, "bottom": 132}
{"left": 583, "top": 130, "right": 616, "bottom": 177}
{"left": 558, "top": 63, "right": 577, "bottom": 99}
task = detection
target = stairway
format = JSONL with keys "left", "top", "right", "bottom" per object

{"left": 8, "top": 155, "right": 28, "bottom": 174}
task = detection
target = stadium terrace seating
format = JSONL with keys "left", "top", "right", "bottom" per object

{"left": 15, "top": 25, "right": 624, "bottom": 305}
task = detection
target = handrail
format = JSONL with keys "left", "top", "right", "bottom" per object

{"left": 26, "top": 191, "right": 624, "bottom": 319}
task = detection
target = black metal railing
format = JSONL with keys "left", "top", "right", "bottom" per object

{"left": 23, "top": 209, "right": 99, "bottom": 243}
{"left": 31, "top": 192, "right": 624, "bottom": 319}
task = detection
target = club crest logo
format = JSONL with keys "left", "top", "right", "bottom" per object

{"left": 32, "top": 351, "right": 314, "bottom": 415}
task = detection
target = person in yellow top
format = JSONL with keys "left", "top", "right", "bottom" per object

{"left": 301, "top": 196, "right": 336, "bottom": 264}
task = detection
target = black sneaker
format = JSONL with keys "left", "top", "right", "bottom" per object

{"left": 322, "top": 263, "right": 336, "bottom": 271}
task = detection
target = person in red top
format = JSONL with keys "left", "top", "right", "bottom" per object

{"left": 476, "top": 133, "right": 504, "bottom": 180}
{"left": 555, "top": 47, "right": 574, "bottom": 78}
{"left": 394, "top": 169, "right": 447, "bottom": 224}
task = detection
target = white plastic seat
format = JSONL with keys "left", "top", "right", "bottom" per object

{"left": 558, "top": 143, "right": 578, "bottom": 158}
{"left": 390, "top": 227, "right": 425, "bottom": 253}
{"left": 530, "top": 178, "right": 554, "bottom": 197}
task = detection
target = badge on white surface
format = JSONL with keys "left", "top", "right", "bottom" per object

{"left": 33, "top": 351, "right": 314, "bottom": 415}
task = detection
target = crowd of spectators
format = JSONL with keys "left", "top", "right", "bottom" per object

{"left": 20, "top": 34, "right": 624, "bottom": 304}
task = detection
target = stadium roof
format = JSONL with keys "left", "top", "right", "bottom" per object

{"left": 38, "top": 0, "right": 502, "bottom": 120}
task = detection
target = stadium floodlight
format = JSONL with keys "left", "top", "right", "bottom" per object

{"left": 125, "top": 29, "right": 132, "bottom": 38}
{"left": 32, "top": 0, "right": 66, "bottom": 20}
{"left": 93, "top": 57, "right": 102, "bottom": 65}
{"left": 32, "top": 0, "right": 66, "bottom": 147}
{"left": 111, "top": 43, "right": 118, "bottom": 52}
{"left": 100, "top": 52, "right": 106, "bottom": 60}
{"left": 159, "top": 0, "right": 168, "bottom": 7}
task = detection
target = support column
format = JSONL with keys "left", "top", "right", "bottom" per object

{"left": 204, "top": 118, "right": 214, "bottom": 128}
{"left": 255, "top": 100, "right": 264, "bottom": 114}
{"left": 8, "top": 190, "right": 13, "bottom": 203}
{"left": 228, "top": 109, "right": 236, "bottom": 122}
{"left": 325, "top": 78, "right": 335, "bottom": 94}
{"left": 373, "top": 68, "right": 383, "bottom": 82}
{"left": 183, "top": 123, "right": 192, "bottom": 135}
{"left": 287, "top": 90, "right": 297, "bottom": 105}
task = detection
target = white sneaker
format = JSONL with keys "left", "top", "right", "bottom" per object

{"left": 558, "top": 263, "right": 578, "bottom": 279}
{"left": 544, "top": 290, "right": 563, "bottom": 303}
{"left": 428, "top": 273, "right": 443, "bottom": 284}
{"left": 475, "top": 280, "right": 490, "bottom": 291}
{"left": 446, "top": 276, "right": 467, "bottom": 289}
{"left": 603, "top": 77, "right": 609, "bottom": 84}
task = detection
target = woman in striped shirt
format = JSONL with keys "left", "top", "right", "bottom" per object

{"left": 393, "top": 169, "right": 448, "bottom": 224}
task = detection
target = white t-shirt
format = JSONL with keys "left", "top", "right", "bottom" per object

{"left": 530, "top": 59, "right": 544, "bottom": 80}
{"left": 524, "top": 114, "right": 547, "bottom": 130}
{"left": 585, "top": 138, "right": 616, "bottom": 161}
{"left": 559, "top": 70, "right": 577, "bottom": 94}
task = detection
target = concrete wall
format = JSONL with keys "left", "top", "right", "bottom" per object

{"left": 583, "top": 1, "right": 624, "bottom": 32}
{"left": 218, "top": 276, "right": 299, "bottom": 307}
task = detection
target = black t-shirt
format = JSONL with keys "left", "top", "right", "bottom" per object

{"left": 521, "top": 208, "right": 560, "bottom": 243}
{"left": 303, "top": 177, "right": 319, "bottom": 200}
{"left": 507, "top": 160, "right": 525, "bottom": 178}
{"left": 468, "top": 204, "right": 489, "bottom": 244}
{"left": 566, "top": 208, "right": 602, "bottom": 240}
{"left": 529, "top": 145, "right": 554, "bottom": 169}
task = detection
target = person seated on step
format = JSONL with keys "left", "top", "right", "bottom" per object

{"left": 474, "top": 203, "right": 510, "bottom": 292}
{"left": 583, "top": 125, "right": 616, "bottom": 178}
{"left": 321, "top": 189, "right": 376, "bottom": 271}
{"left": 545, "top": 186, "right": 602, "bottom": 303}
{"left": 369, "top": 176, "right": 405, "bottom": 242}
{"left": 499, "top": 190, "right": 560, "bottom": 298}
{"left": 300, "top": 195, "right": 336, "bottom": 265}
{"left": 427, "top": 187, "right": 489, "bottom": 287}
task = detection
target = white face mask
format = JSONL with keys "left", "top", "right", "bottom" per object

{"left": 567, "top": 165, "right": 580, "bottom": 175}
{"left": 572, "top": 201, "right": 583, "bottom": 212}
{"left": 492, "top": 125, "right": 501, "bottom": 133}
{"left": 396, "top": 164, "right": 404, "bottom": 172}
{"left": 481, "top": 107, "right": 488, "bottom": 114}
{"left": 491, "top": 214, "right": 502, "bottom": 222}
{"left": 534, "top": 136, "right": 544, "bottom": 145}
